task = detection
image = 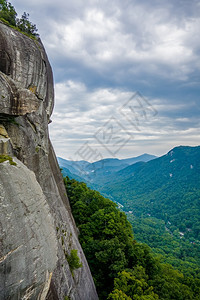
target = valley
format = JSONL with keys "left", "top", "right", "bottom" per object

{"left": 59, "top": 145, "right": 200, "bottom": 278}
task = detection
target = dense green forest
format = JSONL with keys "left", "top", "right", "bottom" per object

{"left": 0, "top": 0, "right": 38, "bottom": 37}
{"left": 64, "top": 176, "right": 200, "bottom": 300}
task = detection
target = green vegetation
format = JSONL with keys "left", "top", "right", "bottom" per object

{"left": 92, "top": 146, "right": 200, "bottom": 278}
{"left": 56, "top": 225, "right": 82, "bottom": 276}
{"left": 60, "top": 146, "right": 200, "bottom": 277}
{"left": 66, "top": 249, "right": 82, "bottom": 274}
{"left": 128, "top": 214, "right": 200, "bottom": 279}
{"left": 64, "top": 176, "right": 200, "bottom": 300}
{"left": 0, "top": 154, "right": 16, "bottom": 165}
{"left": 0, "top": 0, "right": 16, "bottom": 26}
{"left": 0, "top": 0, "right": 38, "bottom": 37}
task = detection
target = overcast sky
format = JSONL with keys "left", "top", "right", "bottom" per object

{"left": 12, "top": 0, "right": 200, "bottom": 161}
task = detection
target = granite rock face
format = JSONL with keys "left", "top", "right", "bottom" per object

{"left": 0, "top": 21, "right": 98, "bottom": 300}
{"left": 0, "top": 158, "right": 57, "bottom": 299}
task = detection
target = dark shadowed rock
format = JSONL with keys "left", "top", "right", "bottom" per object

{"left": 0, "top": 21, "right": 98, "bottom": 300}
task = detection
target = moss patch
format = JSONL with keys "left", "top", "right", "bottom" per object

{"left": 0, "top": 155, "right": 17, "bottom": 166}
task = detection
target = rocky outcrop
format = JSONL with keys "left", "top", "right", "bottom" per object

{"left": 0, "top": 21, "right": 98, "bottom": 300}
{"left": 0, "top": 158, "right": 57, "bottom": 299}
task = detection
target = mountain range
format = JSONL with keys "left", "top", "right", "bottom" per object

{"left": 57, "top": 153, "right": 157, "bottom": 184}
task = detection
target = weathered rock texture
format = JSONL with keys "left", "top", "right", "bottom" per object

{"left": 0, "top": 21, "right": 98, "bottom": 300}
{"left": 0, "top": 158, "right": 57, "bottom": 299}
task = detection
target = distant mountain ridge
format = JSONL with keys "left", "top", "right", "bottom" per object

{"left": 98, "top": 145, "right": 200, "bottom": 209}
{"left": 57, "top": 153, "right": 157, "bottom": 184}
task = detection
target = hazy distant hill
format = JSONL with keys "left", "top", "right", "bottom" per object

{"left": 58, "top": 153, "right": 157, "bottom": 184}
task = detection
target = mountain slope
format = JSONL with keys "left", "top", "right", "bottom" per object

{"left": 99, "top": 146, "right": 200, "bottom": 222}
{"left": 96, "top": 145, "right": 200, "bottom": 275}
{"left": 59, "top": 146, "right": 200, "bottom": 276}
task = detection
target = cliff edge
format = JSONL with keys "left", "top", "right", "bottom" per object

{"left": 0, "top": 21, "right": 98, "bottom": 300}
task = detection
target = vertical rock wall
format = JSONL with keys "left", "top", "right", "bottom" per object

{"left": 0, "top": 21, "right": 98, "bottom": 300}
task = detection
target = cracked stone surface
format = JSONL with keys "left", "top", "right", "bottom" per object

{"left": 0, "top": 21, "right": 98, "bottom": 300}
{"left": 0, "top": 158, "right": 57, "bottom": 299}
{"left": 0, "top": 21, "right": 53, "bottom": 117}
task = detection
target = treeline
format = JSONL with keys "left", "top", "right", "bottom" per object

{"left": 64, "top": 176, "right": 200, "bottom": 300}
{"left": 0, "top": 0, "right": 38, "bottom": 37}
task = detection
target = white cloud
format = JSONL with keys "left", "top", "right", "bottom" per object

{"left": 30, "top": 0, "right": 199, "bottom": 83}
{"left": 49, "top": 80, "right": 200, "bottom": 159}
{"left": 11, "top": 0, "right": 200, "bottom": 159}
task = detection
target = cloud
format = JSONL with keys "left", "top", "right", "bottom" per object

{"left": 13, "top": 0, "right": 200, "bottom": 83}
{"left": 42, "top": 4, "right": 199, "bottom": 84}
{"left": 49, "top": 80, "right": 200, "bottom": 159}
{"left": 11, "top": 0, "right": 200, "bottom": 159}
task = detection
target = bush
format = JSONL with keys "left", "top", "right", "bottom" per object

{"left": 0, "top": 0, "right": 38, "bottom": 37}
{"left": 66, "top": 249, "right": 82, "bottom": 274}
{"left": 0, "top": 0, "right": 16, "bottom": 26}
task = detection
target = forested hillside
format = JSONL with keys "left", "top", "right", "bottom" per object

{"left": 60, "top": 146, "right": 200, "bottom": 278}
{"left": 91, "top": 146, "right": 200, "bottom": 277}
{"left": 64, "top": 176, "right": 200, "bottom": 300}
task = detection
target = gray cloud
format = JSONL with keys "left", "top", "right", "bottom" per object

{"left": 12, "top": 0, "right": 200, "bottom": 159}
{"left": 48, "top": 81, "right": 200, "bottom": 159}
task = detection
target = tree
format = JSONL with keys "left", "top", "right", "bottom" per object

{"left": 0, "top": 0, "right": 17, "bottom": 26}
{"left": 16, "top": 12, "right": 38, "bottom": 36}
{"left": 108, "top": 289, "right": 132, "bottom": 300}
{"left": 109, "top": 268, "right": 159, "bottom": 300}
{"left": 0, "top": 1, "right": 38, "bottom": 37}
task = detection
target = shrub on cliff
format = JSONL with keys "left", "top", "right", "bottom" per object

{"left": 0, "top": 0, "right": 38, "bottom": 37}
{"left": 66, "top": 249, "right": 82, "bottom": 275}
{"left": 0, "top": 0, "right": 16, "bottom": 26}
{"left": 16, "top": 12, "right": 38, "bottom": 37}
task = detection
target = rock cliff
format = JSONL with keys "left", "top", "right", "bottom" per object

{"left": 0, "top": 21, "right": 98, "bottom": 300}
